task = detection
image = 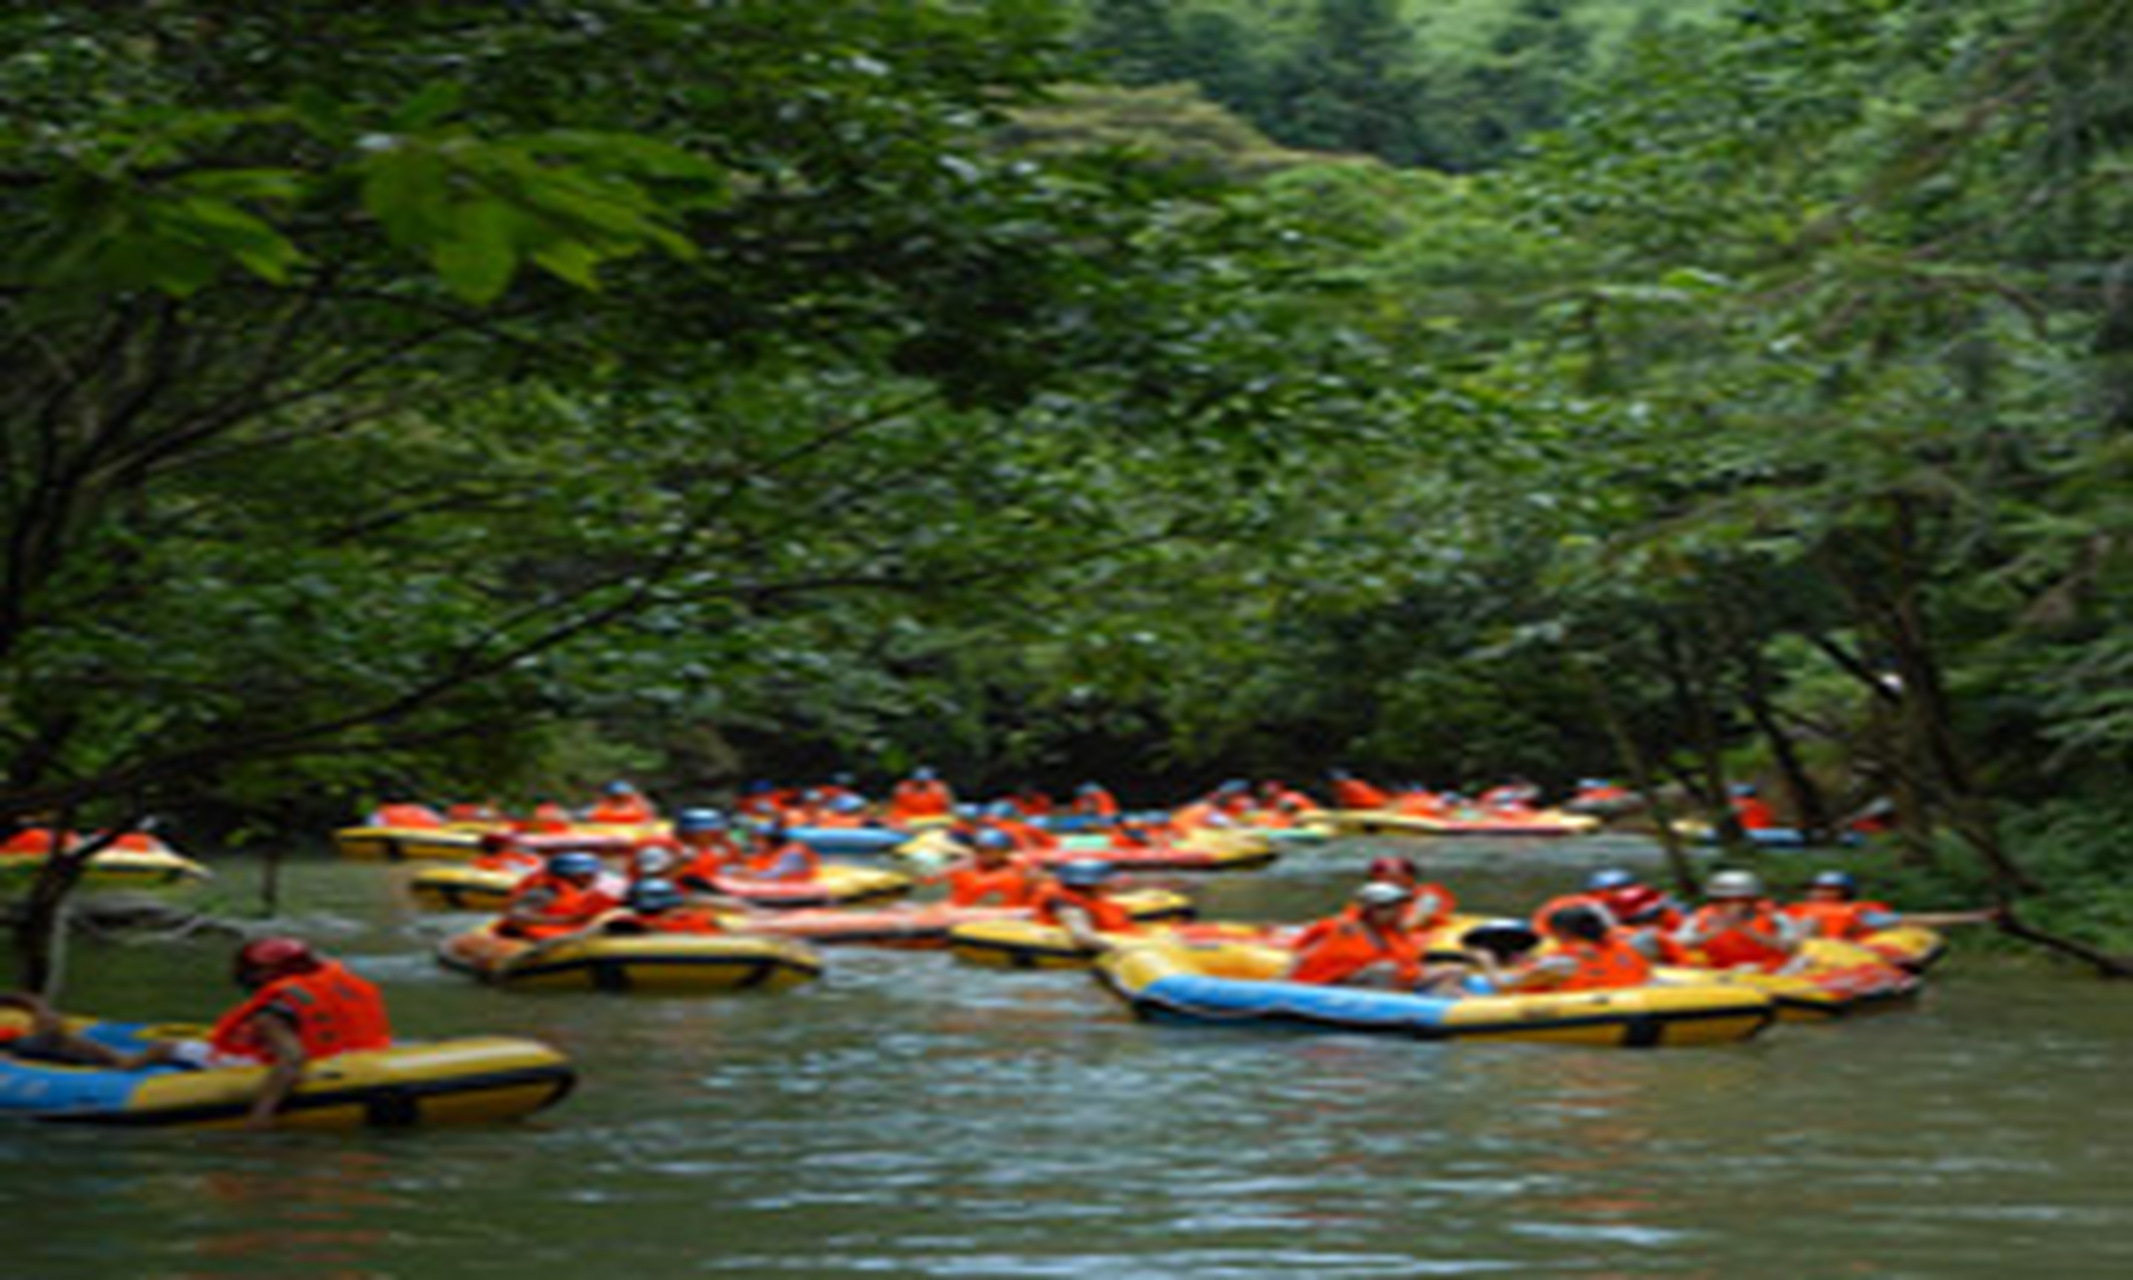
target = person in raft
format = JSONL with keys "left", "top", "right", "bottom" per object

{"left": 1, "top": 992, "right": 174, "bottom": 1069}
{"left": 585, "top": 779, "right": 659, "bottom": 825}
{"left": 1472, "top": 905, "right": 1653, "bottom": 994}
{"left": 931, "top": 827, "right": 1037, "bottom": 908}
{"left": 597, "top": 878, "right": 725, "bottom": 936}
{"left": 21, "top": 938, "right": 393, "bottom": 1129}
{"left": 1285, "top": 881, "right": 1428, "bottom": 990}
{"left": 1029, "top": 859, "right": 1139, "bottom": 948}
{"left": 670, "top": 808, "right": 745, "bottom": 892}
{"left": 501, "top": 851, "right": 623, "bottom": 940}
{"left": 1782, "top": 869, "right": 2000, "bottom": 941}
{"left": 1671, "top": 869, "right": 1805, "bottom": 972}
{"left": 730, "top": 823, "right": 821, "bottom": 883}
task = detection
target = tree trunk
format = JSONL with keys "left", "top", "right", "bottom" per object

{"left": 1573, "top": 653, "right": 1700, "bottom": 899}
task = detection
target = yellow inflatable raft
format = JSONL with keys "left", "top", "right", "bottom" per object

{"left": 1096, "top": 939, "right": 1776, "bottom": 1048}
{"left": 0, "top": 1019, "right": 574, "bottom": 1129}
{"left": 437, "top": 926, "right": 823, "bottom": 993}
{"left": 1657, "top": 939, "right": 1921, "bottom": 1021}
{"left": 1320, "top": 808, "right": 1601, "bottom": 838}
{"left": 0, "top": 847, "right": 212, "bottom": 895}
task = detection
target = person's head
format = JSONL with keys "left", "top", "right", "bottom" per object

{"left": 632, "top": 846, "right": 677, "bottom": 878}
{"left": 627, "top": 878, "right": 686, "bottom": 915}
{"left": 604, "top": 780, "right": 638, "bottom": 798}
{"left": 912, "top": 766, "right": 937, "bottom": 783}
{"left": 1548, "top": 904, "right": 1611, "bottom": 944}
{"left": 1704, "top": 869, "right": 1765, "bottom": 903}
{"left": 675, "top": 808, "right": 729, "bottom": 839}
{"left": 1728, "top": 782, "right": 1758, "bottom": 798}
{"left": 1365, "top": 855, "right": 1420, "bottom": 886}
{"left": 1809, "top": 869, "right": 1858, "bottom": 900}
{"left": 1585, "top": 867, "right": 1638, "bottom": 893}
{"left": 1354, "top": 880, "right": 1414, "bottom": 916}
{"left": 987, "top": 800, "right": 1018, "bottom": 820}
{"left": 1053, "top": 860, "right": 1113, "bottom": 891}
{"left": 233, "top": 936, "right": 321, "bottom": 990}
{"left": 1461, "top": 918, "right": 1541, "bottom": 962}
{"left": 974, "top": 827, "right": 1016, "bottom": 861}
{"left": 549, "top": 851, "right": 604, "bottom": 883}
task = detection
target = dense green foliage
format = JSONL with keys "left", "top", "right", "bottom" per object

{"left": 4, "top": 0, "right": 2131, "bottom": 959}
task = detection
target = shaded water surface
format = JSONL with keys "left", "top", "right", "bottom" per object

{"left": 5, "top": 838, "right": 2129, "bottom": 1277}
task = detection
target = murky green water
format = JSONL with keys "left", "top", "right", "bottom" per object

{"left": 7, "top": 837, "right": 2130, "bottom": 1277}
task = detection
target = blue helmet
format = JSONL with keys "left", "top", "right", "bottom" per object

{"left": 1728, "top": 782, "right": 1759, "bottom": 797}
{"left": 1586, "top": 868, "right": 1637, "bottom": 892}
{"left": 913, "top": 766, "right": 937, "bottom": 782}
{"left": 675, "top": 808, "right": 728, "bottom": 834}
{"left": 550, "top": 851, "right": 603, "bottom": 878}
{"left": 975, "top": 828, "right": 1016, "bottom": 852}
{"left": 1811, "top": 870, "right": 1858, "bottom": 894}
{"left": 604, "top": 779, "right": 637, "bottom": 796}
{"left": 1053, "top": 860, "right": 1113, "bottom": 888}
{"left": 628, "top": 878, "right": 686, "bottom": 912}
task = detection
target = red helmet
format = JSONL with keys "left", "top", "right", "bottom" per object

{"left": 1366, "top": 855, "right": 1419, "bottom": 883}
{"left": 1606, "top": 885, "right": 1666, "bottom": 924}
{"left": 234, "top": 936, "right": 321, "bottom": 984}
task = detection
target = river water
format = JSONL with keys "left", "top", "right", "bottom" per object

{"left": 6, "top": 837, "right": 2129, "bottom": 1278}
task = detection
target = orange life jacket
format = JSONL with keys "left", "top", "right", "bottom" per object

{"left": 946, "top": 862, "right": 1036, "bottom": 908}
{"left": 208, "top": 961, "right": 392, "bottom": 1063}
{"left": 1783, "top": 899, "right": 1892, "bottom": 941}
{"left": 502, "top": 874, "right": 619, "bottom": 938}
{"left": 1030, "top": 884, "right": 1137, "bottom": 934}
{"left": 1287, "top": 914, "right": 1423, "bottom": 987}
{"left": 1, "top": 827, "right": 64, "bottom": 855}
{"left": 1682, "top": 902, "right": 1793, "bottom": 970}
{"left": 586, "top": 797, "right": 656, "bottom": 825}
{"left": 889, "top": 779, "right": 953, "bottom": 820}
{"left": 369, "top": 803, "right": 444, "bottom": 829}
{"left": 743, "top": 842, "right": 820, "bottom": 883}
{"left": 609, "top": 908, "right": 724, "bottom": 936}
{"left": 1551, "top": 936, "right": 1653, "bottom": 991}
{"left": 1730, "top": 796, "right": 1778, "bottom": 830}
{"left": 1332, "top": 779, "right": 1392, "bottom": 809}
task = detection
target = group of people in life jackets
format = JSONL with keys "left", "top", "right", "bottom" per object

{"left": 2, "top": 935, "right": 389, "bottom": 1129}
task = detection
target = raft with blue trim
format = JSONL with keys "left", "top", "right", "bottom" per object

{"left": 781, "top": 826, "right": 918, "bottom": 858}
{"left": 1321, "top": 808, "right": 1599, "bottom": 838}
{"left": 437, "top": 925, "right": 823, "bottom": 993}
{"left": 0, "top": 1019, "right": 574, "bottom": 1128}
{"left": 948, "top": 914, "right": 1486, "bottom": 971}
{"left": 1095, "top": 940, "right": 1776, "bottom": 1048}
{"left": 730, "top": 889, "right": 1196, "bottom": 949}
{"left": 405, "top": 861, "right": 913, "bottom": 913}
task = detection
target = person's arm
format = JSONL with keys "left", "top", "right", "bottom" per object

{"left": 246, "top": 1013, "right": 308, "bottom": 1130}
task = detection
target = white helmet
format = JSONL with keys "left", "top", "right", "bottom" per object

{"left": 1705, "top": 869, "right": 1764, "bottom": 899}
{"left": 1355, "top": 881, "right": 1414, "bottom": 908}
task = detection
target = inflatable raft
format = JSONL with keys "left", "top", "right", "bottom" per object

{"left": 949, "top": 914, "right": 1484, "bottom": 971}
{"left": 335, "top": 825, "right": 647, "bottom": 863}
{"left": 0, "top": 846, "right": 212, "bottom": 895}
{"left": 0, "top": 1020, "right": 574, "bottom": 1128}
{"left": 437, "top": 925, "right": 823, "bottom": 993}
{"left": 780, "top": 826, "right": 919, "bottom": 858}
{"left": 1096, "top": 940, "right": 1776, "bottom": 1048}
{"left": 1658, "top": 940, "right": 1921, "bottom": 1021}
{"left": 730, "top": 889, "right": 1196, "bottom": 949}
{"left": 1320, "top": 808, "right": 1599, "bottom": 838}
{"left": 405, "top": 862, "right": 912, "bottom": 913}
{"left": 1032, "top": 836, "right": 1279, "bottom": 874}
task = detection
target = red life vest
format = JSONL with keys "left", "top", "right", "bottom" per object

{"left": 743, "top": 842, "right": 821, "bottom": 883}
{"left": 208, "top": 962, "right": 391, "bottom": 1063}
{"left": 889, "top": 780, "right": 953, "bottom": 820}
{"left": 609, "top": 909, "right": 724, "bottom": 936}
{"left": 368, "top": 803, "right": 444, "bottom": 829}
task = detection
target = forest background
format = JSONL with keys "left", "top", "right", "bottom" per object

{"left": 3, "top": 0, "right": 2129, "bottom": 964}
